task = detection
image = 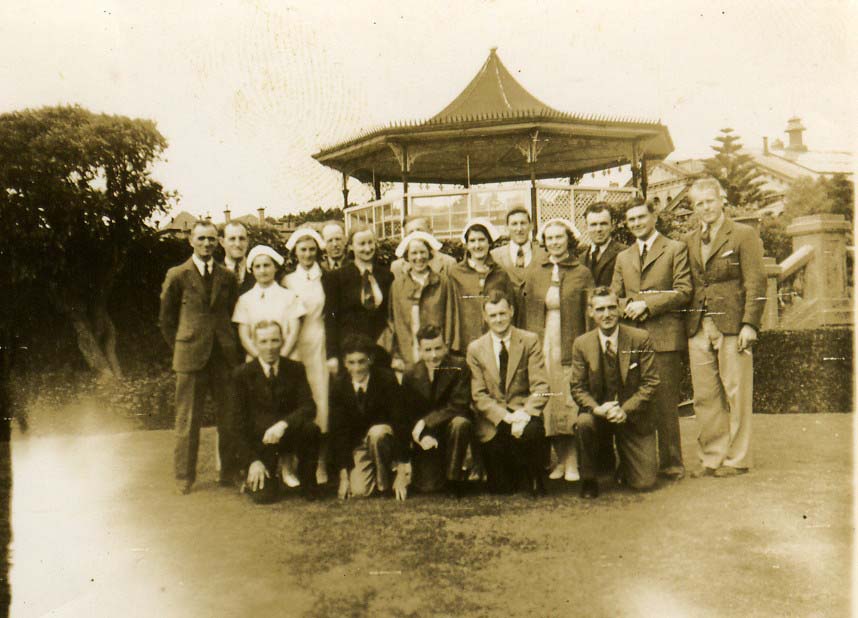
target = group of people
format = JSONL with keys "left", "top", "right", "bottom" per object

{"left": 158, "top": 176, "right": 766, "bottom": 502}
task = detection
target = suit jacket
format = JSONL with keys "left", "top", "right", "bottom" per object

{"left": 579, "top": 239, "right": 628, "bottom": 287}
{"left": 233, "top": 357, "right": 316, "bottom": 467}
{"left": 388, "top": 270, "right": 457, "bottom": 366}
{"left": 570, "top": 325, "right": 659, "bottom": 435}
{"left": 329, "top": 366, "right": 408, "bottom": 470}
{"left": 466, "top": 327, "right": 549, "bottom": 443}
{"left": 401, "top": 354, "right": 471, "bottom": 438}
{"left": 391, "top": 252, "right": 457, "bottom": 280}
{"left": 159, "top": 257, "right": 241, "bottom": 372}
{"left": 684, "top": 218, "right": 767, "bottom": 336}
{"left": 490, "top": 241, "right": 547, "bottom": 291}
{"left": 610, "top": 234, "right": 692, "bottom": 352}
{"left": 327, "top": 262, "right": 393, "bottom": 358}
{"left": 522, "top": 254, "right": 594, "bottom": 365}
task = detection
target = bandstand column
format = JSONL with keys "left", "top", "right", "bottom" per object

{"left": 341, "top": 172, "right": 350, "bottom": 210}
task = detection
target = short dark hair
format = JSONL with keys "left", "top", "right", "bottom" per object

{"left": 340, "top": 334, "right": 376, "bottom": 358}
{"left": 585, "top": 202, "right": 612, "bottom": 218}
{"left": 482, "top": 288, "right": 512, "bottom": 309}
{"left": 252, "top": 320, "right": 283, "bottom": 340}
{"left": 463, "top": 223, "right": 492, "bottom": 244}
{"left": 623, "top": 197, "right": 653, "bottom": 216}
{"left": 505, "top": 206, "right": 531, "bottom": 224}
{"left": 191, "top": 220, "right": 217, "bottom": 236}
{"left": 588, "top": 286, "right": 618, "bottom": 306}
{"left": 416, "top": 324, "right": 443, "bottom": 342}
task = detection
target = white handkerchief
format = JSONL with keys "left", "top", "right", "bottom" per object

{"left": 629, "top": 362, "right": 639, "bottom": 370}
{"left": 721, "top": 249, "right": 735, "bottom": 257}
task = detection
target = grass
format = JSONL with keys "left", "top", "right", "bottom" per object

{"left": 9, "top": 414, "right": 852, "bottom": 618}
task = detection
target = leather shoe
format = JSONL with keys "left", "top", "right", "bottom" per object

{"left": 691, "top": 467, "right": 717, "bottom": 478}
{"left": 714, "top": 466, "right": 749, "bottom": 478}
{"left": 659, "top": 466, "right": 686, "bottom": 481}
{"left": 580, "top": 480, "right": 599, "bottom": 499}
{"left": 176, "top": 480, "right": 193, "bottom": 495}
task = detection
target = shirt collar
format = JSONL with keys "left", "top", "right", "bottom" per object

{"left": 490, "top": 330, "right": 512, "bottom": 351}
{"left": 352, "top": 375, "right": 370, "bottom": 392}
{"left": 591, "top": 239, "right": 611, "bottom": 256}
{"left": 191, "top": 254, "right": 212, "bottom": 276}
{"left": 355, "top": 261, "right": 374, "bottom": 275}
{"left": 703, "top": 213, "right": 726, "bottom": 241}
{"left": 509, "top": 240, "right": 532, "bottom": 260}
{"left": 224, "top": 256, "right": 245, "bottom": 271}
{"left": 598, "top": 327, "right": 619, "bottom": 353}
{"left": 637, "top": 230, "right": 659, "bottom": 254}
{"left": 258, "top": 357, "right": 279, "bottom": 378}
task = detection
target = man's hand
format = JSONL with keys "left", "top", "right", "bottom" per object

{"left": 247, "top": 461, "right": 269, "bottom": 492}
{"left": 593, "top": 401, "right": 617, "bottom": 418}
{"left": 624, "top": 300, "right": 648, "bottom": 321}
{"left": 326, "top": 358, "right": 339, "bottom": 376}
{"left": 418, "top": 435, "right": 439, "bottom": 450}
{"left": 393, "top": 462, "right": 412, "bottom": 501}
{"left": 605, "top": 404, "right": 627, "bottom": 424}
{"left": 411, "top": 419, "right": 426, "bottom": 443}
{"left": 737, "top": 324, "right": 758, "bottom": 353}
{"left": 337, "top": 469, "right": 351, "bottom": 500}
{"left": 262, "top": 420, "right": 288, "bottom": 445}
{"left": 390, "top": 357, "right": 406, "bottom": 373}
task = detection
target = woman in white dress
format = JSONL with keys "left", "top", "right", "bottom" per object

{"left": 282, "top": 228, "right": 333, "bottom": 484}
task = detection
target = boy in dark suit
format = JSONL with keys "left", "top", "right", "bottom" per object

{"left": 571, "top": 287, "right": 660, "bottom": 498}
{"left": 233, "top": 320, "right": 320, "bottom": 503}
{"left": 401, "top": 325, "right": 472, "bottom": 497}
{"left": 330, "top": 334, "right": 410, "bottom": 499}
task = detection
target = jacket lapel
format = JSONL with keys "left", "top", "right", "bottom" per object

{"left": 413, "top": 361, "right": 433, "bottom": 401}
{"left": 505, "top": 329, "right": 524, "bottom": 393}
{"left": 593, "top": 240, "right": 614, "bottom": 282}
{"left": 704, "top": 219, "right": 732, "bottom": 267}
{"left": 478, "top": 334, "right": 501, "bottom": 391}
{"left": 184, "top": 258, "right": 206, "bottom": 298}
{"left": 209, "top": 265, "right": 224, "bottom": 307}
{"left": 641, "top": 234, "right": 666, "bottom": 273}
{"left": 688, "top": 229, "right": 704, "bottom": 272}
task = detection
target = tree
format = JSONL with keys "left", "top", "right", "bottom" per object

{"left": 0, "top": 105, "right": 173, "bottom": 381}
{"left": 704, "top": 128, "right": 771, "bottom": 208}
{"left": 783, "top": 173, "right": 854, "bottom": 223}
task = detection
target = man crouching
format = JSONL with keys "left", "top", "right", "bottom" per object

{"left": 234, "top": 320, "right": 321, "bottom": 503}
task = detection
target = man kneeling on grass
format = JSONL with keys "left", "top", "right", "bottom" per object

{"left": 401, "top": 325, "right": 473, "bottom": 498}
{"left": 330, "top": 334, "right": 411, "bottom": 500}
{"left": 234, "top": 320, "right": 321, "bottom": 503}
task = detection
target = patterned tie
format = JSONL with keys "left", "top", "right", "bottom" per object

{"left": 515, "top": 247, "right": 525, "bottom": 269}
{"left": 639, "top": 243, "right": 648, "bottom": 270}
{"left": 498, "top": 340, "right": 509, "bottom": 394}
{"left": 604, "top": 339, "right": 619, "bottom": 401}
{"left": 361, "top": 270, "right": 376, "bottom": 309}
{"left": 701, "top": 225, "right": 711, "bottom": 244}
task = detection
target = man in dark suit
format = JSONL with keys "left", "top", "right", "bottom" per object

{"left": 684, "top": 178, "right": 766, "bottom": 478}
{"left": 219, "top": 221, "right": 255, "bottom": 295}
{"left": 611, "top": 199, "right": 692, "bottom": 480}
{"left": 571, "top": 287, "right": 660, "bottom": 498}
{"left": 234, "top": 320, "right": 320, "bottom": 503}
{"left": 580, "top": 202, "right": 627, "bottom": 287}
{"left": 330, "top": 334, "right": 410, "bottom": 499}
{"left": 466, "top": 289, "right": 549, "bottom": 496}
{"left": 321, "top": 221, "right": 347, "bottom": 272}
{"left": 401, "top": 325, "right": 472, "bottom": 497}
{"left": 159, "top": 220, "right": 241, "bottom": 494}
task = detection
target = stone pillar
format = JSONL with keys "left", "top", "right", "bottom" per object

{"left": 761, "top": 257, "right": 779, "bottom": 330}
{"left": 785, "top": 214, "right": 851, "bottom": 326}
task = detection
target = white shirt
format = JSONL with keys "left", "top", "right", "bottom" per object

{"left": 352, "top": 375, "right": 370, "bottom": 394}
{"left": 598, "top": 327, "right": 619, "bottom": 355}
{"left": 490, "top": 331, "right": 513, "bottom": 372}
{"left": 224, "top": 256, "right": 246, "bottom": 283}
{"left": 701, "top": 213, "right": 726, "bottom": 263}
{"left": 355, "top": 262, "right": 383, "bottom": 307}
{"left": 191, "top": 254, "right": 213, "bottom": 278}
{"left": 590, "top": 239, "right": 611, "bottom": 261}
{"left": 637, "top": 230, "right": 660, "bottom": 257}
{"left": 508, "top": 240, "right": 533, "bottom": 268}
{"left": 258, "top": 357, "right": 279, "bottom": 378}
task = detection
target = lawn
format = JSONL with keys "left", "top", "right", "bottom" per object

{"left": 9, "top": 414, "right": 852, "bottom": 618}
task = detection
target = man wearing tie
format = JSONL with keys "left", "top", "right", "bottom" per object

{"left": 684, "top": 178, "right": 766, "bottom": 478}
{"left": 234, "top": 320, "right": 320, "bottom": 502}
{"left": 159, "top": 220, "right": 241, "bottom": 494}
{"left": 611, "top": 199, "right": 692, "bottom": 481}
{"left": 580, "top": 202, "right": 627, "bottom": 287}
{"left": 571, "top": 287, "right": 660, "bottom": 498}
{"left": 219, "top": 221, "right": 255, "bottom": 295}
{"left": 490, "top": 206, "right": 546, "bottom": 309}
{"left": 466, "top": 289, "right": 549, "bottom": 496}
{"left": 321, "top": 221, "right": 347, "bottom": 272}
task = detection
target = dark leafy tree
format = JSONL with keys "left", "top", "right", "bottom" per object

{"left": 0, "top": 105, "right": 174, "bottom": 381}
{"left": 704, "top": 128, "right": 772, "bottom": 207}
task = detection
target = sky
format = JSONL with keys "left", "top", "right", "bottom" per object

{"left": 1, "top": 0, "right": 855, "bottom": 219}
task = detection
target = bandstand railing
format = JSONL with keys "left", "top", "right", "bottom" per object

{"left": 344, "top": 184, "right": 638, "bottom": 242}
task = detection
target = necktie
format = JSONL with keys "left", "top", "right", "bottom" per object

{"left": 356, "top": 386, "right": 366, "bottom": 410}
{"left": 360, "top": 270, "right": 376, "bottom": 309}
{"left": 202, "top": 261, "right": 213, "bottom": 300}
{"left": 604, "top": 339, "right": 620, "bottom": 400}
{"left": 701, "top": 225, "right": 711, "bottom": 244}
{"left": 605, "top": 339, "right": 617, "bottom": 366}
{"left": 639, "top": 243, "right": 648, "bottom": 269}
{"left": 590, "top": 248, "right": 598, "bottom": 270}
{"left": 267, "top": 367, "right": 277, "bottom": 389}
{"left": 498, "top": 340, "right": 509, "bottom": 394}
{"left": 515, "top": 247, "right": 525, "bottom": 269}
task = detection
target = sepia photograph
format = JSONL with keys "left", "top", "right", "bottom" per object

{"left": 0, "top": 1, "right": 854, "bottom": 616}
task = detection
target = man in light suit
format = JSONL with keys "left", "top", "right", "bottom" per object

{"left": 390, "top": 215, "right": 456, "bottom": 279}
{"left": 684, "top": 178, "right": 766, "bottom": 478}
{"left": 490, "top": 206, "right": 546, "bottom": 305}
{"left": 466, "top": 289, "right": 549, "bottom": 496}
{"left": 580, "top": 202, "right": 627, "bottom": 287}
{"left": 159, "top": 220, "right": 241, "bottom": 494}
{"left": 571, "top": 288, "right": 660, "bottom": 498}
{"left": 611, "top": 199, "right": 692, "bottom": 480}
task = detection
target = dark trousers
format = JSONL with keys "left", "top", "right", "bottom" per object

{"left": 576, "top": 412, "right": 657, "bottom": 490}
{"left": 481, "top": 416, "right": 547, "bottom": 494}
{"left": 174, "top": 343, "right": 236, "bottom": 483}
{"left": 412, "top": 416, "right": 473, "bottom": 493}
{"left": 247, "top": 418, "right": 321, "bottom": 504}
{"left": 653, "top": 351, "right": 684, "bottom": 470}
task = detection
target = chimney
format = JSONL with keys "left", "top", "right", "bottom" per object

{"left": 762, "top": 136, "right": 769, "bottom": 155}
{"left": 257, "top": 207, "right": 265, "bottom": 226}
{"left": 785, "top": 116, "right": 807, "bottom": 152}
{"left": 224, "top": 207, "right": 231, "bottom": 223}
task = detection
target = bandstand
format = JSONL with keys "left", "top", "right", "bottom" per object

{"left": 312, "top": 48, "right": 673, "bottom": 241}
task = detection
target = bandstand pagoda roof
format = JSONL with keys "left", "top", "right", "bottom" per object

{"left": 312, "top": 48, "right": 673, "bottom": 185}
